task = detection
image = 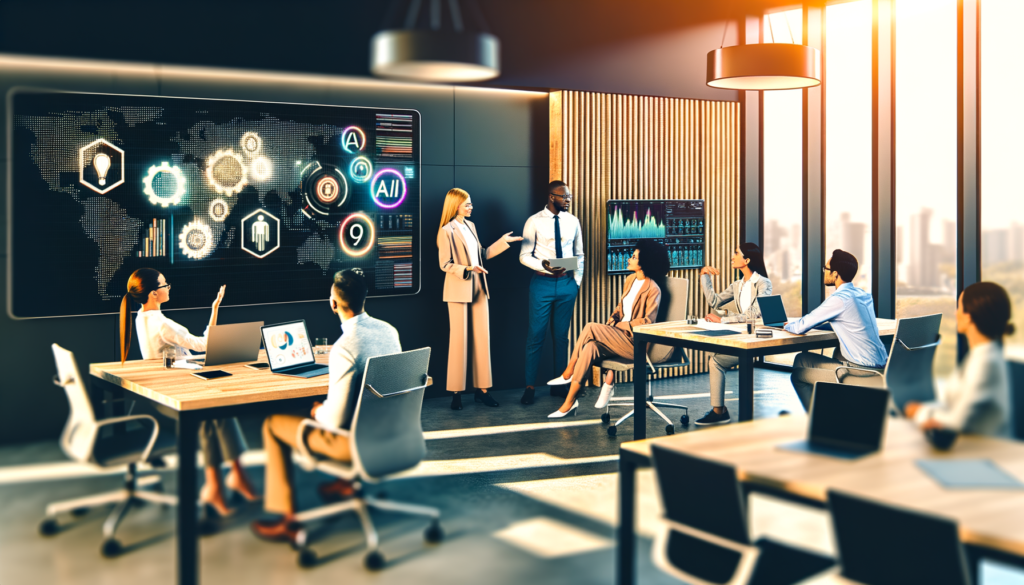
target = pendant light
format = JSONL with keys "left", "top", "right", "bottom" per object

{"left": 371, "top": 0, "right": 500, "bottom": 83}
{"left": 706, "top": 10, "right": 820, "bottom": 91}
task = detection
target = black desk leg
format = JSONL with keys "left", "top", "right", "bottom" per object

{"left": 176, "top": 413, "right": 199, "bottom": 585}
{"left": 617, "top": 457, "right": 637, "bottom": 585}
{"left": 633, "top": 335, "right": 647, "bottom": 440}
{"left": 739, "top": 354, "right": 754, "bottom": 421}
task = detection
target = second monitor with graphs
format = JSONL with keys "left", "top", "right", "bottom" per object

{"left": 606, "top": 200, "right": 705, "bottom": 274}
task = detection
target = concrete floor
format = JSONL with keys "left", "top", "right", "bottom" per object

{"left": 6, "top": 370, "right": 1019, "bottom": 584}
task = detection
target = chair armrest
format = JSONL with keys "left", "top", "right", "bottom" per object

{"left": 95, "top": 414, "right": 160, "bottom": 463}
{"left": 295, "top": 418, "right": 349, "bottom": 472}
{"left": 898, "top": 338, "right": 941, "bottom": 351}
{"left": 834, "top": 367, "right": 885, "bottom": 383}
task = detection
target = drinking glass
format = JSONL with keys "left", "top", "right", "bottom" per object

{"left": 162, "top": 346, "right": 179, "bottom": 369}
{"left": 315, "top": 338, "right": 329, "bottom": 355}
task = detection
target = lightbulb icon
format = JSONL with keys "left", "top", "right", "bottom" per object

{"left": 94, "top": 153, "right": 112, "bottom": 186}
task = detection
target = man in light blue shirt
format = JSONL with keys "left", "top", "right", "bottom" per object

{"left": 785, "top": 250, "right": 889, "bottom": 410}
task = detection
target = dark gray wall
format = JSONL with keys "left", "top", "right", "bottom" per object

{"left": 0, "top": 58, "right": 551, "bottom": 445}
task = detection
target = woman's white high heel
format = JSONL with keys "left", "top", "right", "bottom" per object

{"left": 546, "top": 375, "right": 572, "bottom": 386}
{"left": 594, "top": 383, "right": 615, "bottom": 409}
{"left": 547, "top": 400, "right": 579, "bottom": 419}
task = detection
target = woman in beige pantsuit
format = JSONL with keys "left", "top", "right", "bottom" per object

{"left": 438, "top": 188, "right": 522, "bottom": 410}
{"left": 546, "top": 240, "right": 670, "bottom": 418}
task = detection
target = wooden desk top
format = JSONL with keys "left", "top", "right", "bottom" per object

{"left": 90, "top": 351, "right": 433, "bottom": 412}
{"left": 632, "top": 318, "right": 898, "bottom": 351}
{"left": 622, "top": 416, "right": 1024, "bottom": 556}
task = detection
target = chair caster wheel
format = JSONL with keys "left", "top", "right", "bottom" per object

{"left": 601, "top": 413, "right": 610, "bottom": 423}
{"left": 666, "top": 425, "right": 675, "bottom": 435}
{"left": 101, "top": 538, "right": 122, "bottom": 558}
{"left": 71, "top": 507, "right": 90, "bottom": 517}
{"left": 39, "top": 519, "right": 59, "bottom": 536}
{"left": 680, "top": 414, "right": 690, "bottom": 426}
{"left": 607, "top": 425, "right": 618, "bottom": 437}
{"left": 364, "top": 550, "right": 385, "bottom": 570}
{"left": 298, "top": 548, "right": 317, "bottom": 567}
{"left": 425, "top": 521, "right": 444, "bottom": 543}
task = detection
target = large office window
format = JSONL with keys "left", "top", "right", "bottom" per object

{"left": 824, "top": 0, "right": 872, "bottom": 296}
{"left": 763, "top": 8, "right": 804, "bottom": 320}
{"left": 980, "top": 0, "right": 1024, "bottom": 351}
{"left": 895, "top": 0, "right": 958, "bottom": 375}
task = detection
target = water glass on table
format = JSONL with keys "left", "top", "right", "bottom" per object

{"left": 315, "top": 338, "right": 330, "bottom": 355}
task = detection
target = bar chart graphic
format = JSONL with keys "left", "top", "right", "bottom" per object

{"left": 138, "top": 218, "right": 167, "bottom": 258}
{"left": 607, "top": 202, "right": 665, "bottom": 240}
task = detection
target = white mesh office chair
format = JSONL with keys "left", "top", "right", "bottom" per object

{"left": 42, "top": 344, "right": 177, "bottom": 557}
{"left": 291, "top": 347, "right": 440, "bottom": 569}
{"left": 600, "top": 277, "right": 691, "bottom": 436}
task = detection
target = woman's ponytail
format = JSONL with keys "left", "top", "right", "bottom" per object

{"left": 121, "top": 268, "right": 162, "bottom": 364}
{"left": 120, "top": 294, "right": 132, "bottom": 365}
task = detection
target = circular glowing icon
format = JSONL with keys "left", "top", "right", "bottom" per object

{"left": 142, "top": 162, "right": 186, "bottom": 207}
{"left": 178, "top": 220, "right": 214, "bottom": 260}
{"left": 349, "top": 156, "right": 373, "bottom": 184}
{"left": 251, "top": 156, "right": 272, "bottom": 181}
{"left": 339, "top": 213, "right": 375, "bottom": 257}
{"left": 206, "top": 149, "right": 248, "bottom": 196}
{"left": 315, "top": 176, "right": 341, "bottom": 204}
{"left": 240, "top": 132, "right": 262, "bottom": 156}
{"left": 270, "top": 331, "right": 294, "bottom": 350}
{"left": 370, "top": 168, "right": 407, "bottom": 209}
{"left": 209, "top": 199, "right": 229, "bottom": 222}
{"left": 341, "top": 126, "right": 366, "bottom": 153}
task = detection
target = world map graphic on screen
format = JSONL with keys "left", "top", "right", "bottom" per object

{"left": 8, "top": 91, "right": 421, "bottom": 318}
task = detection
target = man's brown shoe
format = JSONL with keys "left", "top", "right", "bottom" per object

{"left": 250, "top": 518, "right": 298, "bottom": 543}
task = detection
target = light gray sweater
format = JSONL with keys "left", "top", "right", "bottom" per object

{"left": 700, "top": 273, "right": 773, "bottom": 323}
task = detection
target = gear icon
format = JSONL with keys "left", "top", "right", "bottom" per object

{"left": 206, "top": 149, "right": 248, "bottom": 196}
{"left": 142, "top": 162, "right": 186, "bottom": 207}
{"left": 178, "top": 220, "right": 214, "bottom": 260}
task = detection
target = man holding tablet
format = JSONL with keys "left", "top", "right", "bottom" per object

{"left": 784, "top": 250, "right": 888, "bottom": 410}
{"left": 252, "top": 269, "right": 401, "bottom": 543}
{"left": 519, "top": 180, "right": 585, "bottom": 405}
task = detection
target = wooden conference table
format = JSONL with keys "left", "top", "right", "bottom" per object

{"left": 90, "top": 351, "right": 431, "bottom": 585}
{"left": 629, "top": 318, "right": 898, "bottom": 439}
{"left": 616, "top": 416, "right": 1024, "bottom": 585}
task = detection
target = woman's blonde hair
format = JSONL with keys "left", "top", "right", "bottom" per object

{"left": 439, "top": 188, "right": 469, "bottom": 229}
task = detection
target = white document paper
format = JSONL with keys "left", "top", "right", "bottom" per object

{"left": 547, "top": 256, "right": 579, "bottom": 271}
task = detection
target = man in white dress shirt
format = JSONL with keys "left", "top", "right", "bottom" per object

{"left": 519, "top": 180, "right": 585, "bottom": 405}
{"left": 252, "top": 270, "right": 401, "bottom": 543}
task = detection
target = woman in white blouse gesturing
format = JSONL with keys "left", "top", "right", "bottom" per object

{"left": 119, "top": 268, "right": 259, "bottom": 516}
{"left": 905, "top": 282, "right": 1015, "bottom": 437}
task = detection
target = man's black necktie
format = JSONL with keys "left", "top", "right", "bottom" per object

{"left": 554, "top": 216, "right": 563, "bottom": 258}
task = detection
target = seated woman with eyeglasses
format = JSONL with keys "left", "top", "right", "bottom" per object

{"left": 119, "top": 268, "right": 259, "bottom": 516}
{"left": 545, "top": 240, "right": 671, "bottom": 418}
{"left": 905, "top": 282, "right": 1015, "bottom": 437}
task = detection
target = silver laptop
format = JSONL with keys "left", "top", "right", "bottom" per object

{"left": 190, "top": 321, "right": 264, "bottom": 367}
{"left": 261, "top": 320, "right": 329, "bottom": 378}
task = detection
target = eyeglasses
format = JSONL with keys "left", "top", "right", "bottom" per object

{"left": 157, "top": 283, "right": 171, "bottom": 290}
{"left": 549, "top": 192, "right": 571, "bottom": 199}
{"left": 822, "top": 266, "right": 833, "bottom": 273}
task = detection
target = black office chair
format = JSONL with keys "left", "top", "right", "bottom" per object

{"left": 828, "top": 490, "right": 972, "bottom": 585}
{"left": 651, "top": 444, "right": 834, "bottom": 585}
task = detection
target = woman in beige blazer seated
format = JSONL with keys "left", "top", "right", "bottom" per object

{"left": 547, "top": 240, "right": 670, "bottom": 418}
{"left": 119, "top": 268, "right": 259, "bottom": 517}
{"left": 437, "top": 188, "right": 522, "bottom": 410}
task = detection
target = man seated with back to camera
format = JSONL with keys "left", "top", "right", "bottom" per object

{"left": 783, "top": 249, "right": 889, "bottom": 410}
{"left": 251, "top": 269, "right": 401, "bottom": 543}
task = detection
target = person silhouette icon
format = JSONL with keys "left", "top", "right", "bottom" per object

{"left": 253, "top": 214, "right": 270, "bottom": 252}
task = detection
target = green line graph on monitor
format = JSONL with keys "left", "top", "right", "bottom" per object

{"left": 607, "top": 201, "right": 665, "bottom": 240}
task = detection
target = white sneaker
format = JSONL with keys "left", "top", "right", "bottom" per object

{"left": 594, "top": 384, "right": 615, "bottom": 409}
{"left": 547, "top": 375, "right": 572, "bottom": 386}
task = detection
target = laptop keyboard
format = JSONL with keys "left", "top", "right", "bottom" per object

{"left": 287, "top": 363, "right": 328, "bottom": 374}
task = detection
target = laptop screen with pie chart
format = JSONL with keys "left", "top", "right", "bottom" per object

{"left": 262, "top": 320, "right": 315, "bottom": 371}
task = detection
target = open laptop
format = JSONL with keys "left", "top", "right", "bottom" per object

{"left": 261, "top": 320, "right": 329, "bottom": 378}
{"left": 188, "top": 321, "right": 264, "bottom": 367}
{"left": 778, "top": 382, "right": 890, "bottom": 460}
{"left": 756, "top": 295, "right": 789, "bottom": 329}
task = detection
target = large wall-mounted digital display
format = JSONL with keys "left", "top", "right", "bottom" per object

{"left": 606, "top": 199, "right": 705, "bottom": 274}
{"left": 8, "top": 91, "right": 421, "bottom": 318}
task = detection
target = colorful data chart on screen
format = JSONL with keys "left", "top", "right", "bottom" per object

{"left": 9, "top": 91, "right": 421, "bottom": 318}
{"left": 606, "top": 199, "right": 705, "bottom": 275}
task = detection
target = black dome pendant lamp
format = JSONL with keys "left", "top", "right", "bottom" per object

{"left": 371, "top": 0, "right": 500, "bottom": 83}
{"left": 707, "top": 9, "right": 820, "bottom": 91}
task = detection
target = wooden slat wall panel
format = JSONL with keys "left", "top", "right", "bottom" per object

{"left": 549, "top": 91, "right": 740, "bottom": 383}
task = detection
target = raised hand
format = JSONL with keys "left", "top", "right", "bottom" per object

{"left": 700, "top": 267, "right": 720, "bottom": 276}
{"left": 502, "top": 231, "right": 524, "bottom": 243}
{"left": 212, "top": 285, "right": 226, "bottom": 310}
